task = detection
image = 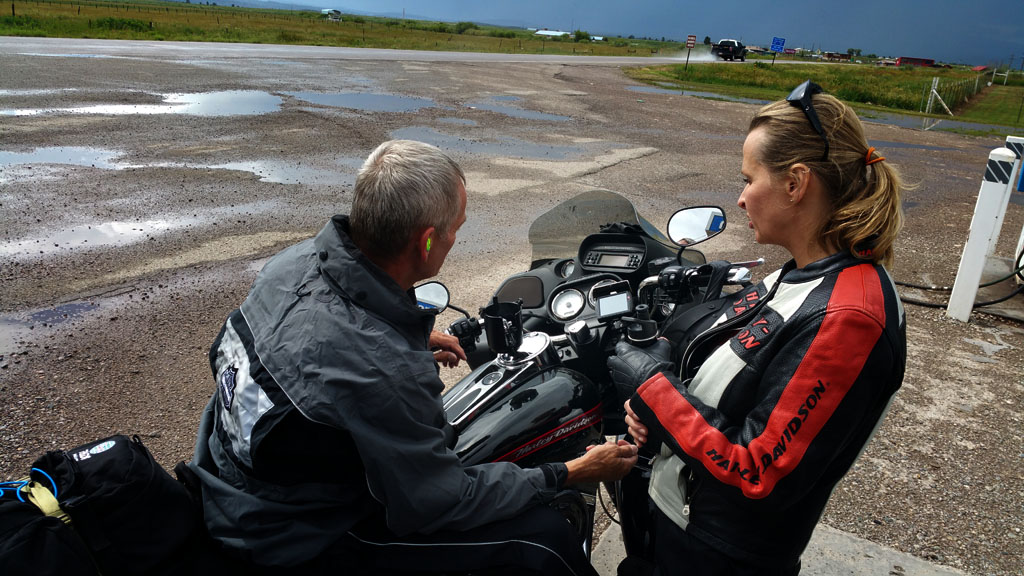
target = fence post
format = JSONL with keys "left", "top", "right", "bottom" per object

{"left": 989, "top": 136, "right": 1024, "bottom": 257}
{"left": 948, "top": 147, "right": 1018, "bottom": 321}
{"left": 926, "top": 78, "right": 935, "bottom": 114}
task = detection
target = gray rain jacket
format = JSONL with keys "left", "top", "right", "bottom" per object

{"left": 190, "top": 216, "right": 564, "bottom": 567}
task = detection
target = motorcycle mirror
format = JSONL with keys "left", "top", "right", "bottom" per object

{"left": 666, "top": 206, "right": 726, "bottom": 247}
{"left": 414, "top": 281, "right": 450, "bottom": 312}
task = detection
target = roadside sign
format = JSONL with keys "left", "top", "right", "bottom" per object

{"left": 684, "top": 35, "right": 697, "bottom": 70}
{"left": 770, "top": 37, "right": 785, "bottom": 67}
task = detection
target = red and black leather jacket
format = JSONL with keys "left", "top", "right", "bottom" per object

{"left": 630, "top": 251, "right": 906, "bottom": 565}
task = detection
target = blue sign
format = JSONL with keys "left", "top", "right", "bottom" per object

{"left": 708, "top": 213, "right": 726, "bottom": 233}
{"left": 771, "top": 37, "right": 786, "bottom": 53}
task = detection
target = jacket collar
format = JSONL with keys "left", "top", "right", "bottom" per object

{"left": 779, "top": 251, "right": 867, "bottom": 283}
{"left": 314, "top": 215, "right": 436, "bottom": 331}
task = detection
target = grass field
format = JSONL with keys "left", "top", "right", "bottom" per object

{"left": 0, "top": 0, "right": 675, "bottom": 56}
{"left": 624, "top": 62, "right": 1024, "bottom": 133}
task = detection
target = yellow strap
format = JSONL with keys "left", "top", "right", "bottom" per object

{"left": 23, "top": 481, "right": 71, "bottom": 525}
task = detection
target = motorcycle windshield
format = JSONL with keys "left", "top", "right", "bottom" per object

{"left": 528, "top": 190, "right": 674, "bottom": 264}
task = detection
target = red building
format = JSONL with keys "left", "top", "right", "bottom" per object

{"left": 896, "top": 56, "right": 935, "bottom": 67}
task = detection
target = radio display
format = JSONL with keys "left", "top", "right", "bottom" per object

{"left": 598, "top": 253, "right": 630, "bottom": 267}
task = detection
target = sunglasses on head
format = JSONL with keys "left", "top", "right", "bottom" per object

{"left": 786, "top": 80, "right": 829, "bottom": 161}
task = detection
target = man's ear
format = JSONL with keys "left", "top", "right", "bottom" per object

{"left": 417, "top": 226, "right": 436, "bottom": 262}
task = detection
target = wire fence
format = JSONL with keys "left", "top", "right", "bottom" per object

{"left": 921, "top": 75, "right": 985, "bottom": 114}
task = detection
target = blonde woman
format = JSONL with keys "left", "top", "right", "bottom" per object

{"left": 611, "top": 81, "right": 906, "bottom": 575}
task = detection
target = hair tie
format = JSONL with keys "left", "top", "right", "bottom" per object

{"left": 865, "top": 146, "right": 885, "bottom": 166}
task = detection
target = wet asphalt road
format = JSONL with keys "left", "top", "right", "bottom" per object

{"left": 1, "top": 38, "right": 1022, "bottom": 575}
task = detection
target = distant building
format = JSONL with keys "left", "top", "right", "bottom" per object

{"left": 321, "top": 9, "right": 341, "bottom": 21}
{"left": 591, "top": 36, "right": 605, "bottom": 41}
{"left": 896, "top": 56, "right": 935, "bottom": 67}
{"left": 534, "top": 29, "right": 570, "bottom": 38}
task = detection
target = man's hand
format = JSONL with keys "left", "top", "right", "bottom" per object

{"left": 565, "top": 440, "right": 638, "bottom": 484}
{"left": 430, "top": 330, "right": 467, "bottom": 368}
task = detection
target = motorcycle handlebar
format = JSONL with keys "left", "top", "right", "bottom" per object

{"left": 638, "top": 257, "right": 763, "bottom": 306}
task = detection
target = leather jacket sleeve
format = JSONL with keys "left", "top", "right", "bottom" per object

{"left": 631, "top": 296, "right": 902, "bottom": 506}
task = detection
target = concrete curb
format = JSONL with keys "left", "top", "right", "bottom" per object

{"left": 592, "top": 522, "right": 968, "bottom": 575}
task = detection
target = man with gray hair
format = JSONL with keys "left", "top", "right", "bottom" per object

{"left": 188, "top": 140, "right": 637, "bottom": 575}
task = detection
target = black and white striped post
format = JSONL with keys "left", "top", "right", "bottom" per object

{"left": 1008, "top": 137, "right": 1024, "bottom": 285}
{"left": 947, "top": 147, "right": 1017, "bottom": 321}
{"left": 987, "top": 136, "right": 1024, "bottom": 256}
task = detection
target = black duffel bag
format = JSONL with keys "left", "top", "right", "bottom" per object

{"left": 0, "top": 490, "right": 100, "bottom": 576}
{"left": 28, "top": 434, "right": 206, "bottom": 576}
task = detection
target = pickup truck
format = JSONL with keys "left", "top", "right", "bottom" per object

{"left": 712, "top": 39, "right": 746, "bottom": 61}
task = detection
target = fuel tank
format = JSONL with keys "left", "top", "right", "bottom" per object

{"left": 444, "top": 335, "right": 603, "bottom": 468}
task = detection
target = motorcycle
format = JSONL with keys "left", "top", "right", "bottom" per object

{"left": 415, "top": 189, "right": 762, "bottom": 571}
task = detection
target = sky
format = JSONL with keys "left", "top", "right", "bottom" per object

{"left": 288, "top": 0, "right": 1023, "bottom": 67}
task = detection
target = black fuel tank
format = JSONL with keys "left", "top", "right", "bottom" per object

{"left": 445, "top": 363, "right": 603, "bottom": 468}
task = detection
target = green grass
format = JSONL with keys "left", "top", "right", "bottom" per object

{"left": 624, "top": 62, "right": 1024, "bottom": 132}
{"left": 0, "top": 0, "right": 680, "bottom": 56}
{"left": 957, "top": 85, "right": 1024, "bottom": 129}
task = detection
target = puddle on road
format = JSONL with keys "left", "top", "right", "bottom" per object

{"left": 466, "top": 96, "right": 571, "bottom": 122}
{"left": 868, "top": 140, "right": 958, "bottom": 152}
{"left": 0, "top": 301, "right": 104, "bottom": 357}
{"left": 856, "top": 111, "right": 1017, "bottom": 134}
{"left": 626, "top": 85, "right": 770, "bottom": 106}
{"left": 0, "top": 88, "right": 82, "bottom": 97}
{"left": 391, "top": 127, "right": 584, "bottom": 159}
{"left": 211, "top": 160, "right": 355, "bottom": 185}
{"left": 0, "top": 146, "right": 358, "bottom": 186}
{"left": 0, "top": 218, "right": 202, "bottom": 259}
{"left": 287, "top": 91, "right": 437, "bottom": 112}
{"left": 0, "top": 201, "right": 279, "bottom": 260}
{"left": 1, "top": 90, "right": 282, "bottom": 117}
{"left": 0, "top": 146, "right": 126, "bottom": 170}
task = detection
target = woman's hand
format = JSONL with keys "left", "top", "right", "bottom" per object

{"left": 624, "top": 399, "right": 649, "bottom": 448}
{"left": 565, "top": 439, "right": 638, "bottom": 484}
{"left": 429, "top": 330, "right": 467, "bottom": 368}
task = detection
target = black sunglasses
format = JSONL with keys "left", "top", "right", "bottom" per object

{"left": 786, "top": 80, "right": 829, "bottom": 161}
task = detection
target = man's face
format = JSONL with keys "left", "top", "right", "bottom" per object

{"left": 425, "top": 180, "right": 467, "bottom": 277}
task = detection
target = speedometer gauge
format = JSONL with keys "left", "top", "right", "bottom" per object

{"left": 550, "top": 289, "right": 585, "bottom": 321}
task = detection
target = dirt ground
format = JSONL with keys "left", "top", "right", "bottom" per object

{"left": 1, "top": 40, "right": 1022, "bottom": 575}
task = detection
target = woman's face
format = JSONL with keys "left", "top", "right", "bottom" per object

{"left": 738, "top": 128, "right": 792, "bottom": 247}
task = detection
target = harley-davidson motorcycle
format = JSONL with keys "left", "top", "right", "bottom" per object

{"left": 415, "top": 189, "right": 762, "bottom": 570}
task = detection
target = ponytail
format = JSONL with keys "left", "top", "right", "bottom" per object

{"left": 824, "top": 154, "right": 903, "bottom": 268}
{"left": 750, "top": 95, "right": 905, "bottom": 268}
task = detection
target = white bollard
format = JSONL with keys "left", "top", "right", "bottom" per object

{"left": 947, "top": 147, "right": 1018, "bottom": 321}
{"left": 987, "top": 136, "right": 1024, "bottom": 256}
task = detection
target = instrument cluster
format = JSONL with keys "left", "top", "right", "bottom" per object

{"left": 548, "top": 278, "right": 621, "bottom": 322}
